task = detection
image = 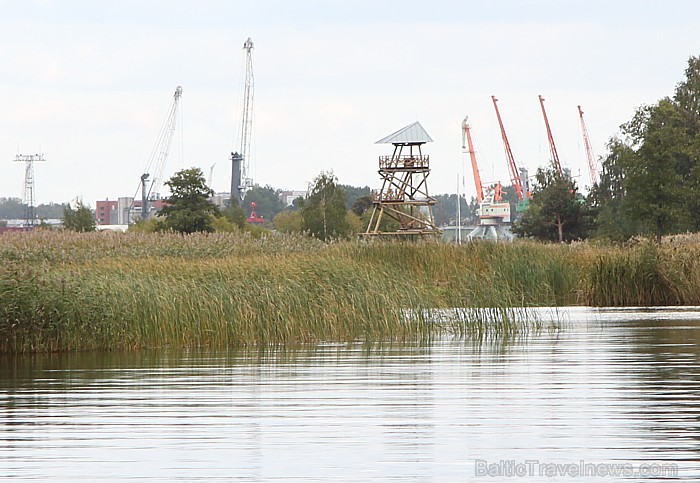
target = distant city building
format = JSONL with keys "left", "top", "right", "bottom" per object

{"left": 211, "top": 193, "right": 231, "bottom": 209}
{"left": 280, "top": 190, "right": 307, "bottom": 206}
{"left": 96, "top": 200, "right": 118, "bottom": 225}
{"left": 95, "top": 197, "right": 166, "bottom": 225}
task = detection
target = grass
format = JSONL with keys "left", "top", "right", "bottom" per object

{"left": 3, "top": 230, "right": 700, "bottom": 353}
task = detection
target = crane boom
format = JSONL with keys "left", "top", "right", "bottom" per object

{"left": 146, "top": 86, "right": 182, "bottom": 200}
{"left": 462, "top": 116, "right": 483, "bottom": 203}
{"left": 133, "top": 86, "right": 182, "bottom": 221}
{"left": 491, "top": 96, "right": 524, "bottom": 201}
{"left": 239, "top": 37, "right": 254, "bottom": 187}
{"left": 230, "top": 37, "right": 255, "bottom": 204}
{"left": 577, "top": 105, "right": 599, "bottom": 185}
{"left": 538, "top": 95, "right": 563, "bottom": 176}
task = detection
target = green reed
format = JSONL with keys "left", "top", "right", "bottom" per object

{"left": 3, "top": 231, "right": 700, "bottom": 353}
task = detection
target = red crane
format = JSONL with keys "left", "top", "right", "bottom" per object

{"left": 246, "top": 201, "right": 264, "bottom": 224}
{"left": 538, "top": 95, "right": 563, "bottom": 176}
{"left": 492, "top": 95, "right": 524, "bottom": 201}
{"left": 461, "top": 115, "right": 510, "bottom": 227}
{"left": 577, "top": 105, "right": 599, "bottom": 185}
{"left": 462, "top": 116, "right": 484, "bottom": 203}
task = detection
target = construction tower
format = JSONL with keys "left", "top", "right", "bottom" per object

{"left": 132, "top": 86, "right": 183, "bottom": 222}
{"left": 231, "top": 37, "right": 255, "bottom": 206}
{"left": 14, "top": 153, "right": 46, "bottom": 227}
{"left": 362, "top": 122, "right": 440, "bottom": 238}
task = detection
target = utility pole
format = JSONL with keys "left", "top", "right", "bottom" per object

{"left": 14, "top": 153, "right": 46, "bottom": 227}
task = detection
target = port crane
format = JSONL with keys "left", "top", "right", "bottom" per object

{"left": 491, "top": 95, "right": 530, "bottom": 211}
{"left": 462, "top": 116, "right": 511, "bottom": 241}
{"left": 492, "top": 96, "right": 525, "bottom": 201}
{"left": 538, "top": 95, "right": 564, "bottom": 177}
{"left": 13, "top": 153, "right": 46, "bottom": 227}
{"left": 577, "top": 105, "right": 599, "bottom": 186}
{"left": 230, "top": 37, "right": 255, "bottom": 205}
{"left": 133, "top": 86, "right": 183, "bottom": 221}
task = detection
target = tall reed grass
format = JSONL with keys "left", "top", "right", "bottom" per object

{"left": 3, "top": 231, "right": 700, "bottom": 353}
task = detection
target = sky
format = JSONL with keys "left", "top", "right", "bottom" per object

{"left": 1, "top": 0, "right": 699, "bottom": 206}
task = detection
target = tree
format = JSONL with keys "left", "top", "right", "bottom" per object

{"left": 221, "top": 197, "right": 246, "bottom": 229}
{"left": 589, "top": 138, "right": 639, "bottom": 241}
{"left": 158, "top": 168, "right": 220, "bottom": 234}
{"left": 512, "top": 168, "right": 591, "bottom": 242}
{"left": 673, "top": 55, "right": 700, "bottom": 231}
{"left": 63, "top": 200, "right": 96, "bottom": 232}
{"left": 0, "top": 197, "right": 27, "bottom": 219}
{"left": 339, "top": 184, "right": 371, "bottom": 211}
{"left": 299, "top": 171, "right": 349, "bottom": 241}
{"left": 431, "top": 193, "right": 477, "bottom": 227}
{"left": 592, "top": 56, "right": 700, "bottom": 242}
{"left": 621, "top": 99, "right": 689, "bottom": 242}
{"left": 350, "top": 195, "right": 373, "bottom": 217}
{"left": 273, "top": 210, "right": 303, "bottom": 233}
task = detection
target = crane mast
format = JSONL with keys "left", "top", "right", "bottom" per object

{"left": 136, "top": 86, "right": 182, "bottom": 221}
{"left": 491, "top": 96, "right": 524, "bottom": 201}
{"left": 578, "top": 105, "right": 599, "bottom": 185}
{"left": 231, "top": 37, "right": 255, "bottom": 205}
{"left": 461, "top": 115, "right": 511, "bottom": 240}
{"left": 538, "top": 95, "right": 563, "bottom": 176}
{"left": 462, "top": 116, "right": 484, "bottom": 203}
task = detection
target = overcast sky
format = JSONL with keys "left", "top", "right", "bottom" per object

{"left": 1, "top": 0, "right": 698, "bottom": 206}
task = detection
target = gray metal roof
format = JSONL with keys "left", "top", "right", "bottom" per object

{"left": 375, "top": 121, "right": 434, "bottom": 145}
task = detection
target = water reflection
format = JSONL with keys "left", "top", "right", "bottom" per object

{"left": 1, "top": 308, "right": 699, "bottom": 481}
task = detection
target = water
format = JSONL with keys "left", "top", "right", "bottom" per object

{"left": 1, "top": 307, "right": 699, "bottom": 481}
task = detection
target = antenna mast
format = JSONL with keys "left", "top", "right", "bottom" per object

{"left": 231, "top": 37, "right": 255, "bottom": 205}
{"left": 14, "top": 153, "right": 46, "bottom": 227}
{"left": 538, "top": 95, "right": 563, "bottom": 176}
{"left": 578, "top": 105, "right": 599, "bottom": 185}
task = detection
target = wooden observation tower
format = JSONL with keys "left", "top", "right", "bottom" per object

{"left": 363, "top": 122, "right": 440, "bottom": 238}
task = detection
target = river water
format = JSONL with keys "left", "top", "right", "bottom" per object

{"left": 1, "top": 307, "right": 699, "bottom": 481}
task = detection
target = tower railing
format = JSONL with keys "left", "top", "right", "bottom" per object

{"left": 378, "top": 155, "right": 429, "bottom": 170}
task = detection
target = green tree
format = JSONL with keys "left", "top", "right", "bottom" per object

{"left": 273, "top": 210, "right": 303, "bottom": 233}
{"left": 512, "top": 168, "right": 591, "bottom": 242}
{"left": 339, "top": 184, "right": 371, "bottom": 211}
{"left": 621, "top": 99, "right": 689, "bottom": 242}
{"left": 593, "top": 56, "right": 700, "bottom": 242}
{"left": 300, "top": 171, "right": 349, "bottom": 241}
{"left": 350, "top": 195, "right": 373, "bottom": 217}
{"left": 63, "top": 200, "right": 96, "bottom": 232}
{"left": 673, "top": 55, "right": 700, "bottom": 231}
{"left": 431, "top": 193, "right": 477, "bottom": 227}
{"left": 589, "top": 138, "right": 638, "bottom": 241}
{"left": 221, "top": 197, "right": 246, "bottom": 229}
{"left": 158, "top": 168, "right": 220, "bottom": 234}
{"left": 0, "top": 197, "right": 26, "bottom": 219}
{"left": 37, "top": 202, "right": 70, "bottom": 219}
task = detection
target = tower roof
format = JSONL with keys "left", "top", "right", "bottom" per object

{"left": 376, "top": 121, "right": 433, "bottom": 145}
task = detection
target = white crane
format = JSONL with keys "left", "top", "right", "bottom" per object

{"left": 132, "top": 86, "right": 183, "bottom": 221}
{"left": 230, "top": 37, "right": 255, "bottom": 205}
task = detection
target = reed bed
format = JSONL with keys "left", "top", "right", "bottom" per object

{"left": 3, "top": 231, "right": 700, "bottom": 353}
